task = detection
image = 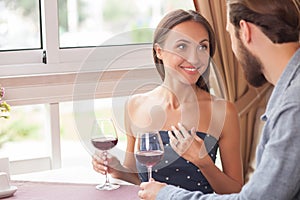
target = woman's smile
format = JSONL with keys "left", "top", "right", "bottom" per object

{"left": 180, "top": 65, "right": 199, "bottom": 75}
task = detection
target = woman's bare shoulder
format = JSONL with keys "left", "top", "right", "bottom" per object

{"left": 214, "top": 97, "right": 238, "bottom": 116}
{"left": 126, "top": 88, "right": 160, "bottom": 110}
{"left": 127, "top": 91, "right": 152, "bottom": 107}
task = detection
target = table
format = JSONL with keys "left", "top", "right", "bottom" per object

{"left": 6, "top": 167, "right": 139, "bottom": 200}
{"left": 4, "top": 181, "right": 140, "bottom": 200}
{"left": 11, "top": 167, "right": 130, "bottom": 185}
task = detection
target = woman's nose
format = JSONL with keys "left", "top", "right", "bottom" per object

{"left": 187, "top": 49, "right": 209, "bottom": 69}
{"left": 186, "top": 49, "right": 201, "bottom": 67}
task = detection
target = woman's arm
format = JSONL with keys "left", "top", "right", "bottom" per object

{"left": 113, "top": 134, "right": 141, "bottom": 185}
{"left": 195, "top": 101, "right": 243, "bottom": 193}
{"left": 113, "top": 99, "right": 141, "bottom": 184}
{"left": 92, "top": 134, "right": 141, "bottom": 185}
{"left": 92, "top": 99, "right": 141, "bottom": 185}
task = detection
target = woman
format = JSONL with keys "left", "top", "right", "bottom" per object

{"left": 92, "top": 9, "right": 243, "bottom": 194}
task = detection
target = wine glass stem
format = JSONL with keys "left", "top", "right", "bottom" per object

{"left": 104, "top": 151, "right": 110, "bottom": 185}
{"left": 105, "top": 173, "right": 110, "bottom": 185}
{"left": 147, "top": 166, "right": 152, "bottom": 181}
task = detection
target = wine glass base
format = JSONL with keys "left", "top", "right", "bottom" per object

{"left": 95, "top": 183, "right": 120, "bottom": 191}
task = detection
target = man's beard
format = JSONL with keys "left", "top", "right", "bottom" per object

{"left": 237, "top": 39, "right": 267, "bottom": 87}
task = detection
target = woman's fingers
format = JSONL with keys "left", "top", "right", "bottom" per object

{"left": 177, "top": 123, "right": 193, "bottom": 147}
{"left": 171, "top": 125, "right": 184, "bottom": 140}
{"left": 92, "top": 154, "right": 108, "bottom": 175}
{"left": 93, "top": 153, "right": 108, "bottom": 164}
{"left": 169, "top": 125, "right": 203, "bottom": 156}
{"left": 177, "top": 123, "right": 191, "bottom": 138}
{"left": 169, "top": 130, "right": 189, "bottom": 156}
{"left": 168, "top": 130, "right": 177, "bottom": 146}
{"left": 190, "top": 127, "right": 196, "bottom": 137}
{"left": 92, "top": 160, "right": 107, "bottom": 175}
{"left": 169, "top": 124, "right": 210, "bottom": 163}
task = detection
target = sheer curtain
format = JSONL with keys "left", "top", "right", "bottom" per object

{"left": 193, "top": 0, "right": 272, "bottom": 183}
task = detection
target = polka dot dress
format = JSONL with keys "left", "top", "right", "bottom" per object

{"left": 136, "top": 131, "right": 219, "bottom": 193}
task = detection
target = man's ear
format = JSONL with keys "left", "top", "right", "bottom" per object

{"left": 239, "top": 20, "right": 251, "bottom": 43}
{"left": 154, "top": 43, "right": 163, "bottom": 59}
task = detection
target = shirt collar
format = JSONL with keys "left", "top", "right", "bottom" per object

{"left": 261, "top": 48, "right": 300, "bottom": 121}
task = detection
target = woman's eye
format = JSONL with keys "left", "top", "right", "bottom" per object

{"left": 198, "top": 44, "right": 208, "bottom": 51}
{"left": 177, "top": 44, "right": 186, "bottom": 50}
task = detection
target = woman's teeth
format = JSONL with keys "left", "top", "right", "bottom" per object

{"left": 182, "top": 67, "right": 197, "bottom": 72}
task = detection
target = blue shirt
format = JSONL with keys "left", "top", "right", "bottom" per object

{"left": 157, "top": 49, "right": 300, "bottom": 200}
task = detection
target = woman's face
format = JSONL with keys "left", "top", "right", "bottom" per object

{"left": 156, "top": 20, "right": 210, "bottom": 85}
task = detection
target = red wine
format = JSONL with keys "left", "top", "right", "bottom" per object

{"left": 91, "top": 137, "right": 118, "bottom": 150}
{"left": 135, "top": 150, "right": 164, "bottom": 167}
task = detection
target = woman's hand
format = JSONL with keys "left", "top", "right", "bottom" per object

{"left": 92, "top": 150, "right": 122, "bottom": 178}
{"left": 138, "top": 179, "right": 167, "bottom": 200}
{"left": 169, "top": 123, "right": 209, "bottom": 166}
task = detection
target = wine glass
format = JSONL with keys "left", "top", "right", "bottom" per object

{"left": 91, "top": 118, "right": 120, "bottom": 190}
{"left": 135, "top": 131, "right": 164, "bottom": 181}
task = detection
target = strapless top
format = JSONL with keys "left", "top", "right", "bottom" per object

{"left": 136, "top": 130, "right": 219, "bottom": 193}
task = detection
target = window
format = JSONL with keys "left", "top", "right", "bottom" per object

{"left": 58, "top": 0, "right": 194, "bottom": 47}
{"left": 0, "top": 104, "right": 51, "bottom": 174}
{"left": 0, "top": 0, "right": 41, "bottom": 51}
{"left": 0, "top": 105, "right": 48, "bottom": 160}
{"left": 0, "top": 0, "right": 42, "bottom": 66}
{"left": 0, "top": 0, "right": 194, "bottom": 72}
{"left": 0, "top": 0, "right": 195, "bottom": 174}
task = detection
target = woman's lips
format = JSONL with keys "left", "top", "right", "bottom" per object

{"left": 180, "top": 66, "right": 199, "bottom": 74}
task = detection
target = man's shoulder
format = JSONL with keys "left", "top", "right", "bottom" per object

{"left": 284, "top": 70, "right": 300, "bottom": 103}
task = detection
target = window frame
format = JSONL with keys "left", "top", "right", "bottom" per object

{"left": 0, "top": 0, "right": 154, "bottom": 77}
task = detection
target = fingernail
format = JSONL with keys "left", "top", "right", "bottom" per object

{"left": 171, "top": 125, "right": 175, "bottom": 129}
{"left": 178, "top": 123, "right": 182, "bottom": 126}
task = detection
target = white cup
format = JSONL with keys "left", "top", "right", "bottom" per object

{"left": 0, "top": 172, "right": 10, "bottom": 190}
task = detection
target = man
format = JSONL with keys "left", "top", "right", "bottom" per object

{"left": 138, "top": 0, "right": 300, "bottom": 199}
